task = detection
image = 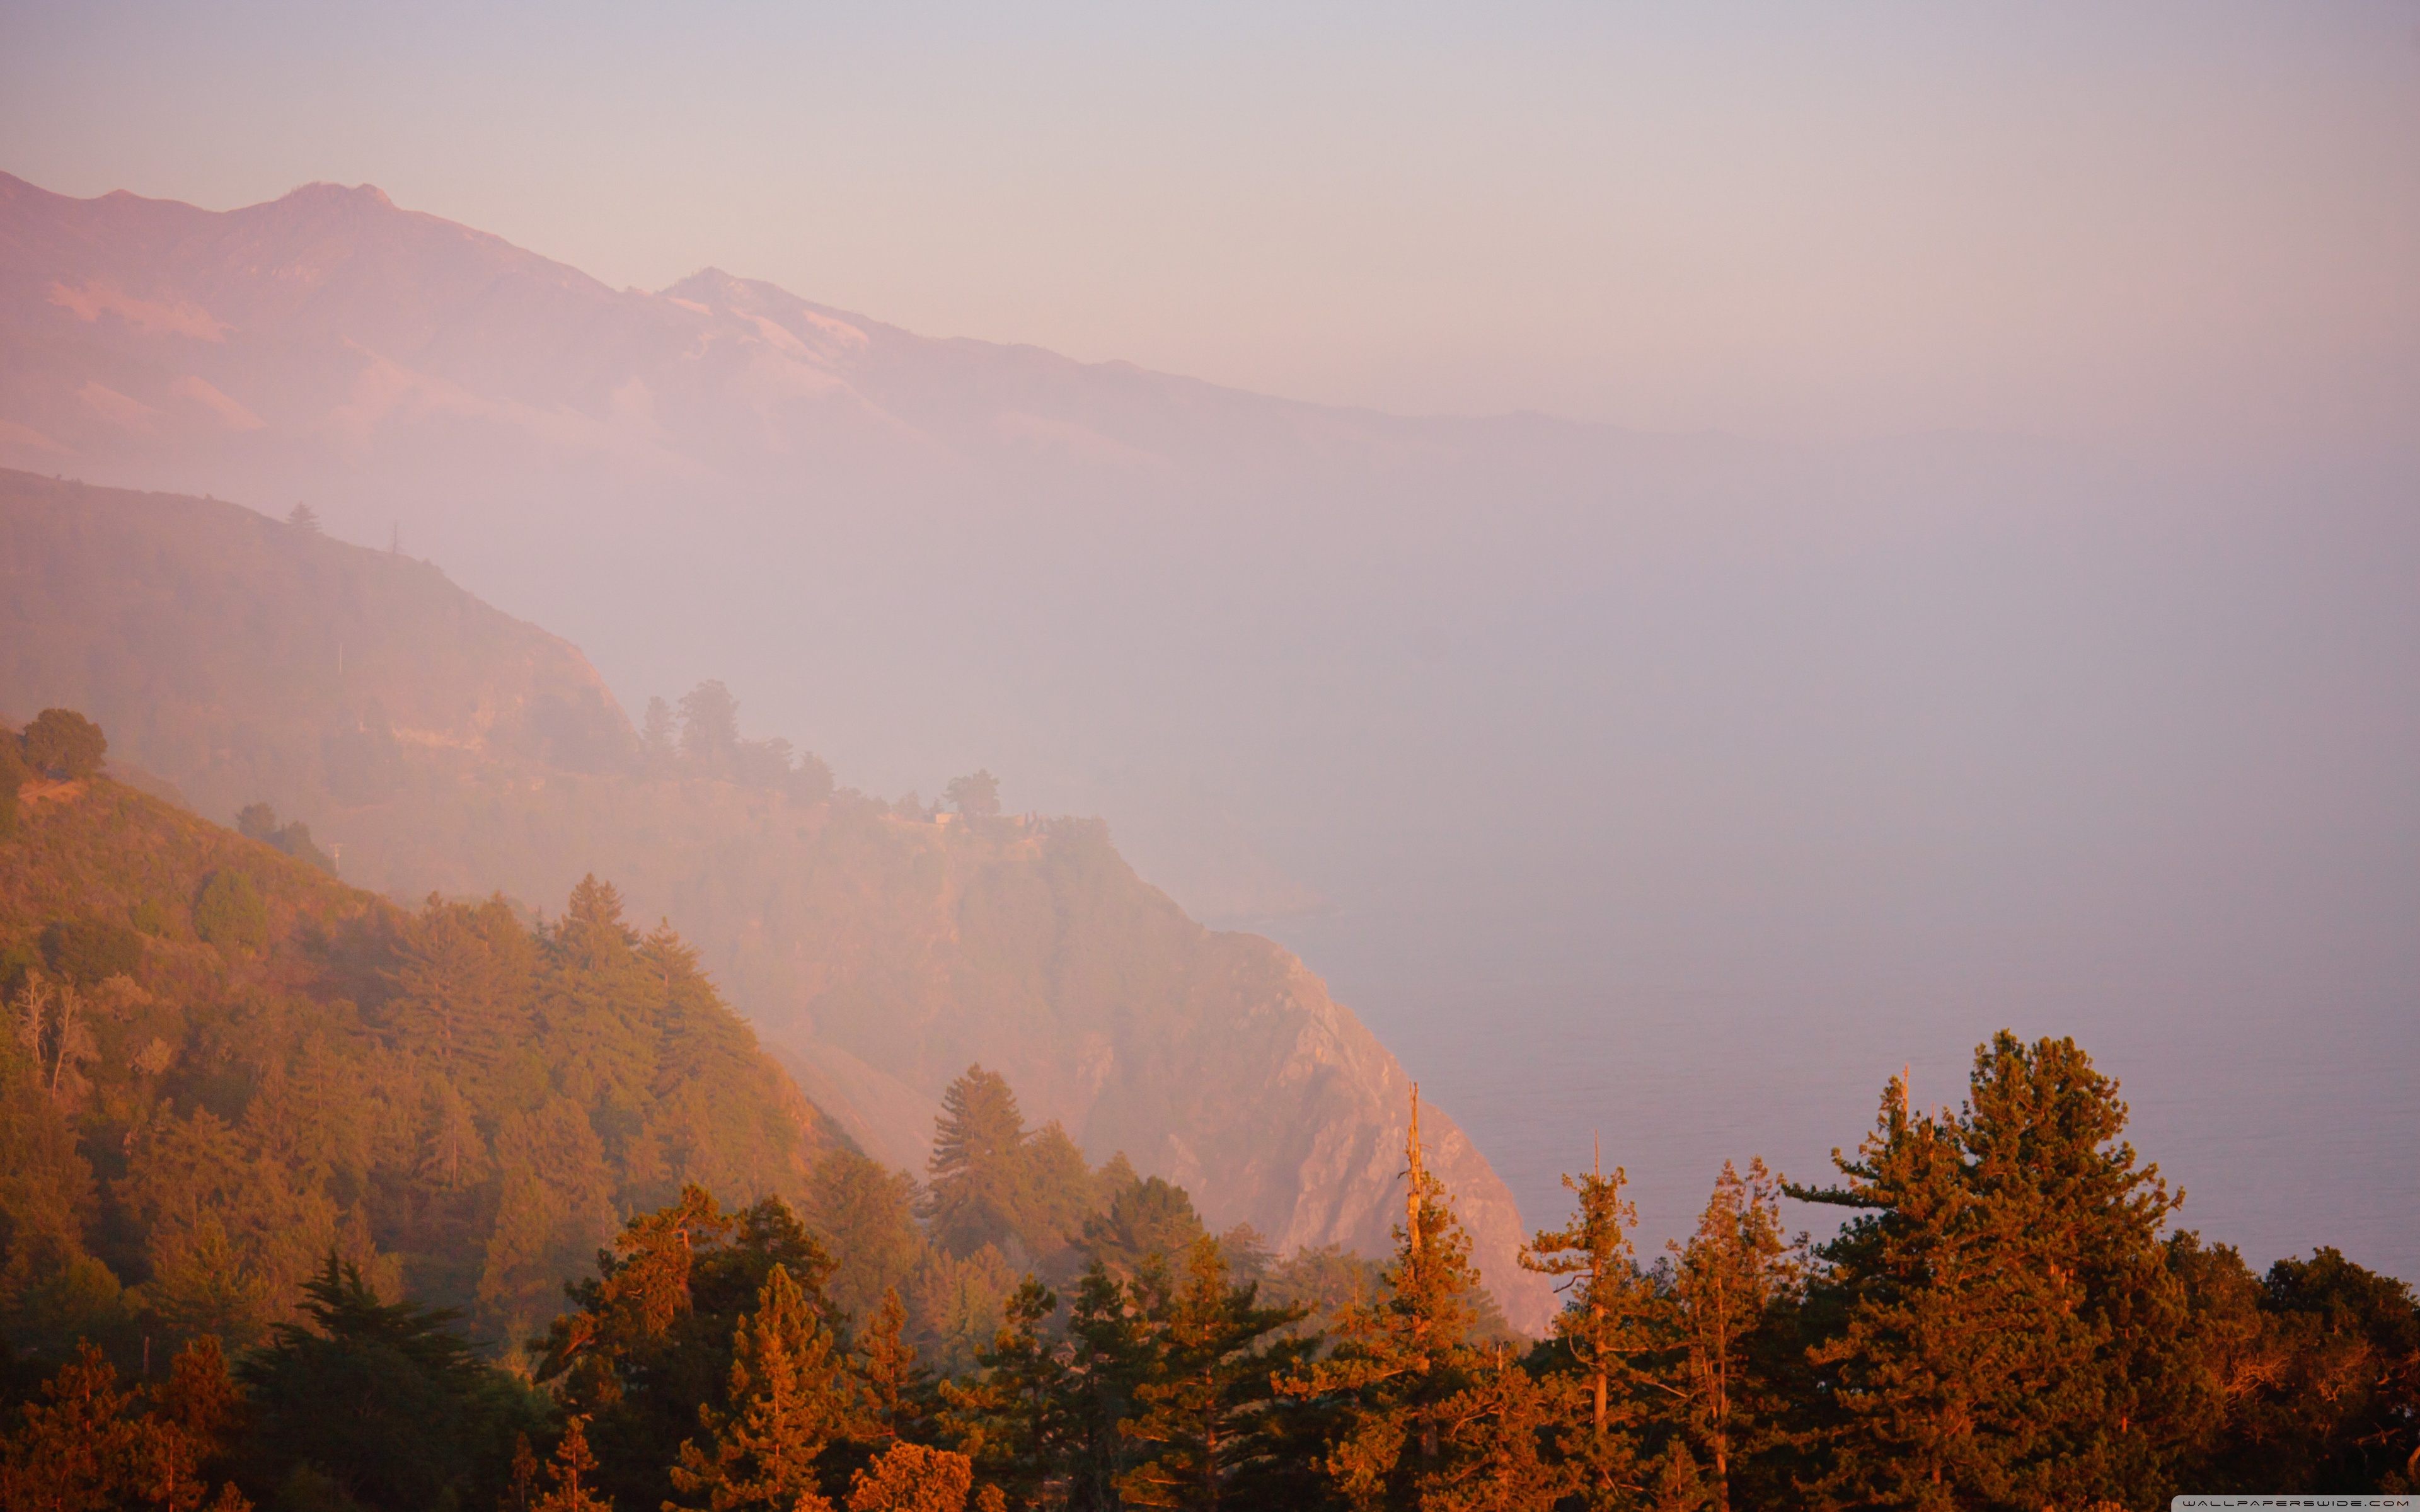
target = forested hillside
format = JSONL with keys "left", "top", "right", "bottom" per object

{"left": 0, "top": 756, "right": 831, "bottom": 1358}
{"left": 0, "top": 469, "right": 1556, "bottom": 1329}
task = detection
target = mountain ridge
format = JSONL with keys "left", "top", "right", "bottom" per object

{"left": 0, "top": 466, "right": 1558, "bottom": 1329}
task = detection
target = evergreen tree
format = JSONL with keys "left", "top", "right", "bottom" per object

{"left": 911, "top": 1246, "right": 1019, "bottom": 1380}
{"left": 855, "top": 1288, "right": 932, "bottom": 1447}
{"left": 1061, "top": 1262, "right": 1149, "bottom": 1509}
{"left": 20, "top": 709, "right": 107, "bottom": 782}
{"left": 539, "top": 1189, "right": 839, "bottom": 1512}
{"left": 0, "top": 1342, "right": 143, "bottom": 1511}
{"left": 939, "top": 1278, "right": 1068, "bottom": 1508}
{"left": 1791, "top": 1035, "right": 2198, "bottom": 1511}
{"left": 1079, "top": 1177, "right": 1207, "bottom": 1281}
{"left": 642, "top": 698, "right": 679, "bottom": 774}
{"left": 538, "top": 1416, "right": 614, "bottom": 1512}
{"left": 1117, "top": 1236, "right": 1316, "bottom": 1510}
{"left": 1015, "top": 1123, "right": 1097, "bottom": 1263}
{"left": 678, "top": 682, "right": 742, "bottom": 774}
{"left": 1521, "top": 1145, "right": 1659, "bottom": 1504}
{"left": 667, "top": 1263, "right": 859, "bottom": 1512}
{"left": 1277, "top": 1087, "right": 1495, "bottom": 1511}
{"left": 844, "top": 1441, "right": 981, "bottom": 1512}
{"left": 925, "top": 1068, "right": 1029, "bottom": 1259}
{"left": 1419, "top": 1353, "right": 1582, "bottom": 1512}
{"left": 943, "top": 773, "right": 1001, "bottom": 821}
{"left": 2174, "top": 1241, "right": 2420, "bottom": 1492}
{"left": 810, "top": 1150, "right": 925, "bottom": 1326}
{"left": 238, "top": 1256, "right": 540, "bottom": 1512}
{"left": 386, "top": 894, "right": 534, "bottom": 1079}
{"left": 1666, "top": 1159, "right": 1798, "bottom": 1512}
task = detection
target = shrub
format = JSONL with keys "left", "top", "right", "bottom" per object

{"left": 41, "top": 917, "right": 144, "bottom": 983}
{"left": 194, "top": 870, "right": 270, "bottom": 950}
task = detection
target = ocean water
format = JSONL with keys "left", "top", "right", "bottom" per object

{"left": 1271, "top": 948, "right": 2420, "bottom": 1285}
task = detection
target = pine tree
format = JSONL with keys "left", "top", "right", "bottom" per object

{"left": 925, "top": 1068, "right": 1029, "bottom": 1258}
{"left": 1792, "top": 1035, "right": 2196, "bottom": 1510}
{"left": 667, "top": 1263, "right": 858, "bottom": 1512}
{"left": 1666, "top": 1159, "right": 1798, "bottom": 1512}
{"left": 0, "top": 1342, "right": 143, "bottom": 1511}
{"left": 938, "top": 1277, "right": 1068, "bottom": 1508}
{"left": 386, "top": 894, "right": 533, "bottom": 1079}
{"left": 856, "top": 1287, "right": 932, "bottom": 1446}
{"left": 1079, "top": 1177, "right": 1207, "bottom": 1280}
{"left": 810, "top": 1149, "right": 926, "bottom": 1326}
{"left": 1117, "top": 1236, "right": 1315, "bottom": 1510}
{"left": 1015, "top": 1122, "right": 1098, "bottom": 1260}
{"left": 1061, "top": 1261, "right": 1148, "bottom": 1509}
{"left": 238, "top": 1255, "right": 510, "bottom": 1512}
{"left": 1520, "top": 1142, "right": 1660, "bottom": 1504}
{"left": 1277, "top": 1085, "right": 1494, "bottom": 1511}
{"left": 844, "top": 1442, "right": 980, "bottom": 1511}
{"left": 137, "top": 1334, "right": 252, "bottom": 1512}
{"left": 1420, "top": 1352, "right": 1582, "bottom": 1512}
{"left": 539, "top": 1416, "right": 615, "bottom": 1512}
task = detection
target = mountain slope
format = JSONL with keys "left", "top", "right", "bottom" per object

{"left": 0, "top": 762, "right": 831, "bottom": 1354}
{"left": 0, "top": 469, "right": 1557, "bottom": 1329}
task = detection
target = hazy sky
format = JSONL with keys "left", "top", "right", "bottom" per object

{"left": 6, "top": 3, "right": 2417, "bottom": 444}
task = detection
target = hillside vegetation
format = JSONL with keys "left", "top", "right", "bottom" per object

{"left": 0, "top": 469, "right": 1557, "bottom": 1329}
{"left": 0, "top": 760, "right": 832, "bottom": 1358}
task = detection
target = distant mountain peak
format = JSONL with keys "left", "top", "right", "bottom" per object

{"left": 281, "top": 180, "right": 394, "bottom": 209}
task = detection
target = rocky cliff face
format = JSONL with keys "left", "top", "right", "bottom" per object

{"left": 0, "top": 469, "right": 1558, "bottom": 1330}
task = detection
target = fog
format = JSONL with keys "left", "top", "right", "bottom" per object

{"left": 4, "top": 1, "right": 2417, "bottom": 1281}
{"left": 266, "top": 423, "right": 2420, "bottom": 1276}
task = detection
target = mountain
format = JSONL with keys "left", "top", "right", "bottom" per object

{"left": 0, "top": 468, "right": 1558, "bottom": 1330}
{"left": 0, "top": 170, "right": 1611, "bottom": 499}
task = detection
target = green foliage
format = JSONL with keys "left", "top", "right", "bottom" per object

{"left": 943, "top": 772, "right": 1000, "bottom": 820}
{"left": 192, "top": 870, "right": 269, "bottom": 950}
{"left": 6, "top": 737, "right": 2415, "bottom": 1506}
{"left": 535, "top": 1187, "right": 843, "bottom": 1512}
{"left": 1660, "top": 1159, "right": 1801, "bottom": 1512}
{"left": 0, "top": 1338, "right": 251, "bottom": 1512}
{"left": 2168, "top": 1237, "right": 2420, "bottom": 1493}
{"left": 924, "top": 1068, "right": 1030, "bottom": 1259}
{"left": 0, "top": 775, "right": 830, "bottom": 1379}
{"left": 1079, "top": 1177, "right": 1207, "bottom": 1280}
{"left": 236, "top": 803, "right": 336, "bottom": 873}
{"left": 40, "top": 916, "right": 143, "bottom": 983}
{"left": 667, "top": 1262, "right": 859, "bottom": 1512}
{"left": 911, "top": 1246, "right": 1018, "bottom": 1380}
{"left": 21, "top": 708, "right": 107, "bottom": 781}
{"left": 0, "top": 728, "right": 24, "bottom": 839}
{"left": 810, "top": 1149, "right": 926, "bottom": 1328}
{"left": 1277, "top": 1155, "right": 1507, "bottom": 1511}
{"left": 843, "top": 1441, "right": 977, "bottom": 1511}
{"left": 1116, "top": 1237, "right": 1318, "bottom": 1509}
{"left": 1789, "top": 1034, "right": 2201, "bottom": 1511}
{"left": 1521, "top": 1155, "right": 1659, "bottom": 1499}
{"left": 237, "top": 1256, "right": 546, "bottom": 1512}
